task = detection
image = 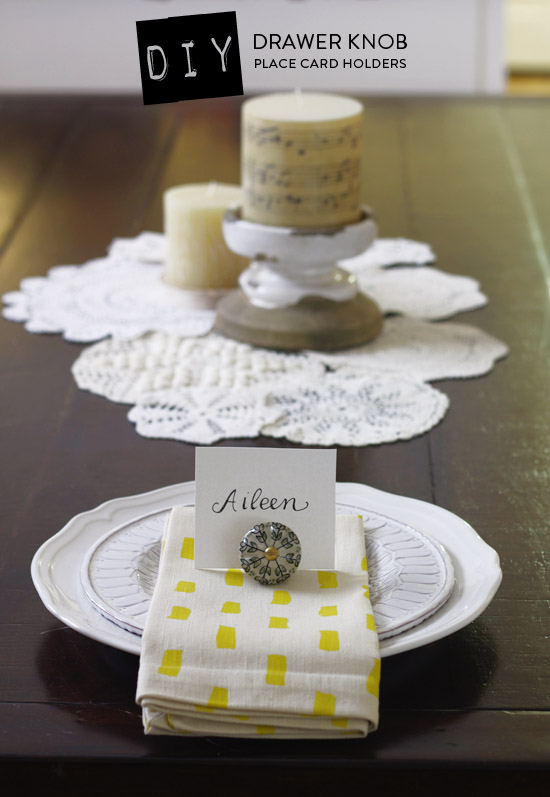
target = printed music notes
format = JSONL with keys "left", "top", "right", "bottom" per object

{"left": 241, "top": 92, "right": 364, "bottom": 228}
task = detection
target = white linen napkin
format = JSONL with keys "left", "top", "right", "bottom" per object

{"left": 136, "top": 507, "right": 380, "bottom": 738}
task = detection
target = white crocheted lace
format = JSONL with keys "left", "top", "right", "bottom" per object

{"left": 359, "top": 267, "right": 487, "bottom": 320}
{"left": 127, "top": 387, "right": 283, "bottom": 445}
{"left": 3, "top": 232, "right": 509, "bottom": 447}
{"left": 341, "top": 237, "right": 435, "bottom": 269}
{"left": 1, "top": 258, "right": 216, "bottom": 341}
{"left": 308, "top": 316, "right": 507, "bottom": 382}
{"left": 261, "top": 373, "right": 450, "bottom": 446}
{"left": 72, "top": 333, "right": 325, "bottom": 404}
{"left": 72, "top": 318, "right": 507, "bottom": 447}
{"left": 2, "top": 233, "right": 485, "bottom": 341}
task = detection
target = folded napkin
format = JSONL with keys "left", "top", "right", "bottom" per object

{"left": 136, "top": 507, "right": 380, "bottom": 738}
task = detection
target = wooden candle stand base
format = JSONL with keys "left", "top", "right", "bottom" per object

{"left": 215, "top": 206, "right": 383, "bottom": 352}
{"left": 214, "top": 291, "right": 382, "bottom": 352}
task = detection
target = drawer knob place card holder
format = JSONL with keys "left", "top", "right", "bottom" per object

{"left": 195, "top": 447, "right": 336, "bottom": 578}
{"left": 214, "top": 91, "right": 383, "bottom": 351}
{"left": 240, "top": 521, "right": 302, "bottom": 585}
{"left": 137, "top": 451, "right": 381, "bottom": 738}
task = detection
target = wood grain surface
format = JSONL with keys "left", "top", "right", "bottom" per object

{"left": 0, "top": 95, "right": 549, "bottom": 794}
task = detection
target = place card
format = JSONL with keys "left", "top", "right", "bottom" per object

{"left": 195, "top": 447, "right": 336, "bottom": 570}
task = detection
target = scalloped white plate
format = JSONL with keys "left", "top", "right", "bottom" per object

{"left": 31, "top": 481, "right": 502, "bottom": 658}
{"left": 79, "top": 505, "right": 455, "bottom": 641}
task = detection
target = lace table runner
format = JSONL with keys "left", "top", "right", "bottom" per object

{"left": 2, "top": 233, "right": 487, "bottom": 341}
{"left": 3, "top": 233, "right": 508, "bottom": 446}
{"left": 72, "top": 317, "right": 506, "bottom": 446}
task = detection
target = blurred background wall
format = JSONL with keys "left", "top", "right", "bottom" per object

{"left": 507, "top": 0, "right": 550, "bottom": 93}
{"left": 0, "top": 0, "right": 547, "bottom": 95}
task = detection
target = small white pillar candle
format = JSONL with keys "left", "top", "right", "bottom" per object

{"left": 164, "top": 183, "right": 248, "bottom": 289}
{"left": 242, "top": 92, "right": 364, "bottom": 228}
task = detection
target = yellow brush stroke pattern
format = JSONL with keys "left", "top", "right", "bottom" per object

{"left": 265, "top": 654, "right": 286, "bottom": 686}
{"left": 158, "top": 649, "right": 182, "bottom": 677}
{"left": 167, "top": 606, "right": 191, "bottom": 620}
{"left": 208, "top": 686, "right": 228, "bottom": 710}
{"left": 216, "top": 625, "right": 236, "bottom": 649}
{"left": 221, "top": 601, "right": 241, "bottom": 614}
{"left": 313, "top": 691, "right": 336, "bottom": 716}
{"left": 175, "top": 581, "right": 195, "bottom": 593}
{"left": 269, "top": 617, "right": 289, "bottom": 629}
{"left": 367, "top": 658, "right": 381, "bottom": 698}
{"left": 225, "top": 569, "right": 243, "bottom": 587}
{"left": 319, "top": 630, "right": 340, "bottom": 651}
{"left": 271, "top": 590, "right": 291, "bottom": 604}
{"left": 318, "top": 572, "right": 338, "bottom": 589}
{"left": 180, "top": 537, "right": 195, "bottom": 560}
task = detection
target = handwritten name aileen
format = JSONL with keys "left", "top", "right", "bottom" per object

{"left": 212, "top": 488, "right": 309, "bottom": 513}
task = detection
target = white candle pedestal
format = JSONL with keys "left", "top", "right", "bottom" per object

{"left": 214, "top": 206, "right": 383, "bottom": 351}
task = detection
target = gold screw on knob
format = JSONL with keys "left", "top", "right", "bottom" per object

{"left": 264, "top": 547, "right": 279, "bottom": 561}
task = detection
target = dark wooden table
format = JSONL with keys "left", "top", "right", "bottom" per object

{"left": 1, "top": 95, "right": 549, "bottom": 795}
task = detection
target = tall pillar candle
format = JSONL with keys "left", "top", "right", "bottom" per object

{"left": 242, "top": 92, "right": 363, "bottom": 229}
{"left": 164, "top": 183, "right": 248, "bottom": 289}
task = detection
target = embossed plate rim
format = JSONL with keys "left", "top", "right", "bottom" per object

{"left": 31, "top": 481, "right": 502, "bottom": 658}
{"left": 79, "top": 504, "right": 456, "bottom": 641}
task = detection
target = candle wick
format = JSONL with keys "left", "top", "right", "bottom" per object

{"left": 294, "top": 87, "right": 303, "bottom": 108}
{"left": 206, "top": 181, "right": 217, "bottom": 197}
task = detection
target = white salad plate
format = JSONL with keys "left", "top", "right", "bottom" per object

{"left": 31, "top": 481, "right": 502, "bottom": 658}
{"left": 79, "top": 500, "right": 455, "bottom": 642}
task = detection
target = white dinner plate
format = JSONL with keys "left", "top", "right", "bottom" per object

{"left": 31, "top": 481, "right": 502, "bottom": 658}
{"left": 79, "top": 503, "right": 456, "bottom": 641}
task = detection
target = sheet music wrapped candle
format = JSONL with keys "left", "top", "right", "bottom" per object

{"left": 242, "top": 92, "right": 363, "bottom": 228}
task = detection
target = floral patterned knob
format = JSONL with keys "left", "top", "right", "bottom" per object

{"left": 240, "top": 521, "right": 302, "bottom": 585}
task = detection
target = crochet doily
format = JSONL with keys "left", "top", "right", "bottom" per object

{"left": 127, "top": 386, "right": 284, "bottom": 445}
{"left": 2, "top": 233, "right": 486, "bottom": 341}
{"left": 72, "top": 318, "right": 507, "bottom": 446}
{"left": 72, "top": 333, "right": 326, "bottom": 404}
{"left": 3, "top": 232, "right": 508, "bottom": 446}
